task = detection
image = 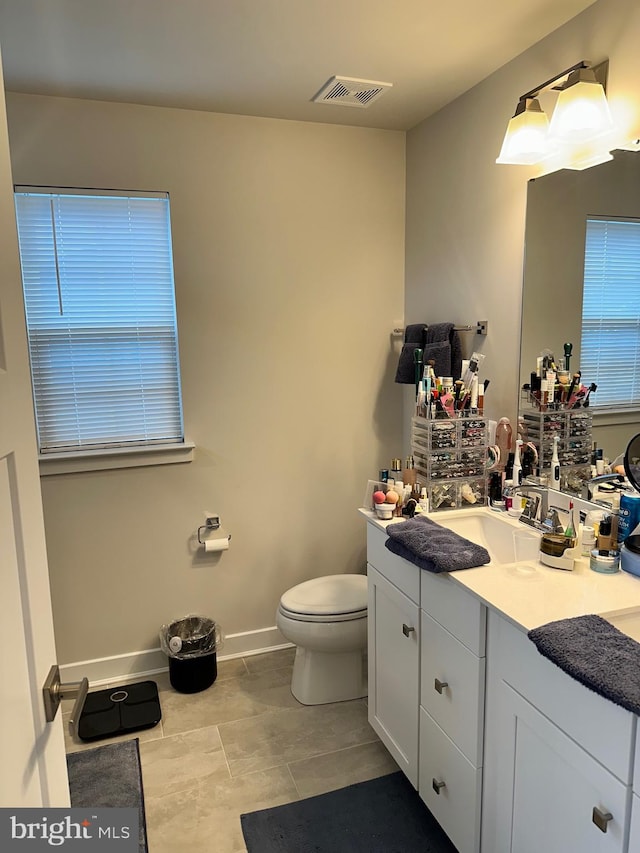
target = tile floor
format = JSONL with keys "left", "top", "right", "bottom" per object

{"left": 64, "top": 647, "right": 399, "bottom": 852}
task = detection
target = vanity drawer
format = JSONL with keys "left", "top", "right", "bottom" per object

{"left": 420, "top": 610, "right": 485, "bottom": 766}
{"left": 366, "top": 523, "right": 420, "bottom": 604}
{"left": 419, "top": 707, "right": 481, "bottom": 853}
{"left": 421, "top": 570, "right": 486, "bottom": 655}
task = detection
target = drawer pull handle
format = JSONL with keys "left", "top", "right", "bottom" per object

{"left": 402, "top": 624, "right": 415, "bottom": 637}
{"left": 432, "top": 778, "right": 446, "bottom": 795}
{"left": 592, "top": 807, "right": 613, "bottom": 833}
{"left": 434, "top": 678, "right": 449, "bottom": 694}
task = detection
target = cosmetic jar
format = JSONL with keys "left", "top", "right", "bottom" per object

{"left": 621, "top": 535, "right": 640, "bottom": 578}
{"left": 375, "top": 503, "right": 394, "bottom": 520}
{"left": 540, "top": 533, "right": 574, "bottom": 558}
{"left": 590, "top": 548, "right": 620, "bottom": 574}
{"left": 581, "top": 526, "right": 596, "bottom": 557}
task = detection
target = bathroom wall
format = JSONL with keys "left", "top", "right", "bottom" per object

{"left": 5, "top": 94, "right": 405, "bottom": 668}
{"left": 405, "top": 0, "right": 640, "bottom": 438}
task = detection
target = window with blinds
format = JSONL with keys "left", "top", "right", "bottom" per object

{"left": 14, "top": 187, "right": 185, "bottom": 454}
{"left": 581, "top": 217, "right": 640, "bottom": 410}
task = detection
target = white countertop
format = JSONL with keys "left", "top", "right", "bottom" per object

{"left": 360, "top": 507, "right": 640, "bottom": 633}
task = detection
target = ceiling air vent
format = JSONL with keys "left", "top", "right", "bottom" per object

{"left": 312, "top": 76, "right": 392, "bottom": 108}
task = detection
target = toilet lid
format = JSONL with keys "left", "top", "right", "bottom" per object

{"left": 280, "top": 574, "right": 367, "bottom": 617}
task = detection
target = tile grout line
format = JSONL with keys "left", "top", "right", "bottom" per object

{"left": 284, "top": 761, "right": 302, "bottom": 800}
{"left": 217, "top": 723, "right": 234, "bottom": 781}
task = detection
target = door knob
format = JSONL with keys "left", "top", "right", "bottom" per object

{"left": 402, "top": 624, "right": 415, "bottom": 637}
{"left": 432, "top": 778, "right": 446, "bottom": 795}
{"left": 43, "top": 664, "right": 89, "bottom": 739}
{"left": 434, "top": 678, "right": 449, "bottom": 694}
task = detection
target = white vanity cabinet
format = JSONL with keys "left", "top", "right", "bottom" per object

{"left": 366, "top": 524, "right": 421, "bottom": 787}
{"left": 366, "top": 518, "right": 487, "bottom": 852}
{"left": 483, "top": 611, "right": 635, "bottom": 853}
{"left": 418, "top": 569, "right": 486, "bottom": 853}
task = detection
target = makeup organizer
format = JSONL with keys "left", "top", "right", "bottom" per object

{"left": 410, "top": 414, "right": 488, "bottom": 511}
{"left": 518, "top": 409, "right": 592, "bottom": 497}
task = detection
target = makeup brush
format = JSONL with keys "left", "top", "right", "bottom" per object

{"left": 563, "top": 342, "right": 573, "bottom": 372}
{"left": 565, "top": 372, "right": 580, "bottom": 405}
{"left": 582, "top": 382, "right": 597, "bottom": 407}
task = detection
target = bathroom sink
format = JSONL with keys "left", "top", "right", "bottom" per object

{"left": 432, "top": 509, "right": 540, "bottom": 565}
{"left": 601, "top": 608, "right": 640, "bottom": 644}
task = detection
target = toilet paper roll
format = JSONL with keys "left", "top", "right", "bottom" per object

{"left": 204, "top": 536, "right": 230, "bottom": 553}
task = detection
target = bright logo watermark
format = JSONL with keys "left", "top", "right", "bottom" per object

{"left": 1, "top": 809, "right": 138, "bottom": 850}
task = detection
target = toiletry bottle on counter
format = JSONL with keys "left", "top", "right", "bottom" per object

{"left": 502, "top": 480, "right": 514, "bottom": 512}
{"left": 402, "top": 456, "right": 416, "bottom": 487}
{"left": 390, "top": 458, "right": 402, "bottom": 481}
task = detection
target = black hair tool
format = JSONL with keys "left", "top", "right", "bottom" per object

{"left": 414, "top": 348, "right": 423, "bottom": 401}
{"left": 563, "top": 342, "right": 573, "bottom": 372}
{"left": 582, "top": 382, "right": 597, "bottom": 407}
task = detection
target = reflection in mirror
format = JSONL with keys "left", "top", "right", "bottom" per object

{"left": 624, "top": 433, "right": 640, "bottom": 494}
{"left": 520, "top": 150, "right": 640, "bottom": 483}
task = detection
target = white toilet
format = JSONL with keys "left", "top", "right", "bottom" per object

{"left": 276, "top": 573, "right": 368, "bottom": 705}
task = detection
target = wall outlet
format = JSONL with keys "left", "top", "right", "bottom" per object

{"left": 476, "top": 320, "right": 488, "bottom": 336}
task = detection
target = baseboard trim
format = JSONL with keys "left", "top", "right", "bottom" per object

{"left": 59, "top": 625, "right": 292, "bottom": 687}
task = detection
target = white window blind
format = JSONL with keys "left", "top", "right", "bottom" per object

{"left": 14, "top": 187, "right": 185, "bottom": 454}
{"left": 581, "top": 217, "right": 640, "bottom": 410}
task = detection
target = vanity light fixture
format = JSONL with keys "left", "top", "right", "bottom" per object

{"left": 548, "top": 65, "right": 614, "bottom": 143}
{"left": 497, "top": 60, "right": 614, "bottom": 170}
{"left": 496, "top": 97, "right": 557, "bottom": 165}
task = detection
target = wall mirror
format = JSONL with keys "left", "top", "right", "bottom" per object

{"left": 520, "top": 149, "right": 640, "bottom": 484}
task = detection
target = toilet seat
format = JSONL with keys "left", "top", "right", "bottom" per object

{"left": 279, "top": 574, "right": 367, "bottom": 623}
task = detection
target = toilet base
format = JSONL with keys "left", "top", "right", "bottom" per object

{"left": 291, "top": 647, "right": 367, "bottom": 705}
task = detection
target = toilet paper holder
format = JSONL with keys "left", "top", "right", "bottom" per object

{"left": 197, "top": 514, "right": 231, "bottom": 545}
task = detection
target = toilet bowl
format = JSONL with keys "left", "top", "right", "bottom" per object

{"left": 276, "top": 574, "right": 368, "bottom": 705}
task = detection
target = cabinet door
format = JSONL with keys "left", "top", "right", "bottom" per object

{"left": 483, "top": 678, "right": 628, "bottom": 853}
{"left": 367, "top": 564, "right": 420, "bottom": 788}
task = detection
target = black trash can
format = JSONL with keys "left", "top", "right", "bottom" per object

{"left": 160, "top": 615, "right": 224, "bottom": 694}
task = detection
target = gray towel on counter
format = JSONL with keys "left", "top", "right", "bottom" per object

{"left": 384, "top": 515, "right": 490, "bottom": 573}
{"left": 528, "top": 614, "right": 640, "bottom": 716}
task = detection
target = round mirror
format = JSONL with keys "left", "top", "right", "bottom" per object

{"left": 623, "top": 433, "right": 640, "bottom": 493}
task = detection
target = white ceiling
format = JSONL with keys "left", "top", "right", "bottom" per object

{"left": 0, "top": 0, "right": 598, "bottom": 131}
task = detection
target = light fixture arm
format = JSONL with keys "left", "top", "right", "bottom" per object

{"left": 519, "top": 60, "right": 591, "bottom": 102}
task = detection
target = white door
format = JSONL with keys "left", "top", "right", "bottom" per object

{"left": 0, "top": 55, "right": 69, "bottom": 806}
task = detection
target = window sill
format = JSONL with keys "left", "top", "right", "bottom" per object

{"left": 38, "top": 441, "right": 195, "bottom": 476}
{"left": 592, "top": 409, "right": 640, "bottom": 428}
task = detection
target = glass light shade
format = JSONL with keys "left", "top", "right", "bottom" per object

{"left": 548, "top": 79, "right": 614, "bottom": 142}
{"left": 496, "top": 101, "right": 554, "bottom": 165}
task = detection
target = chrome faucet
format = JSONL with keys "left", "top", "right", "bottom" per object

{"left": 511, "top": 480, "right": 549, "bottom": 528}
{"left": 581, "top": 473, "right": 625, "bottom": 501}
